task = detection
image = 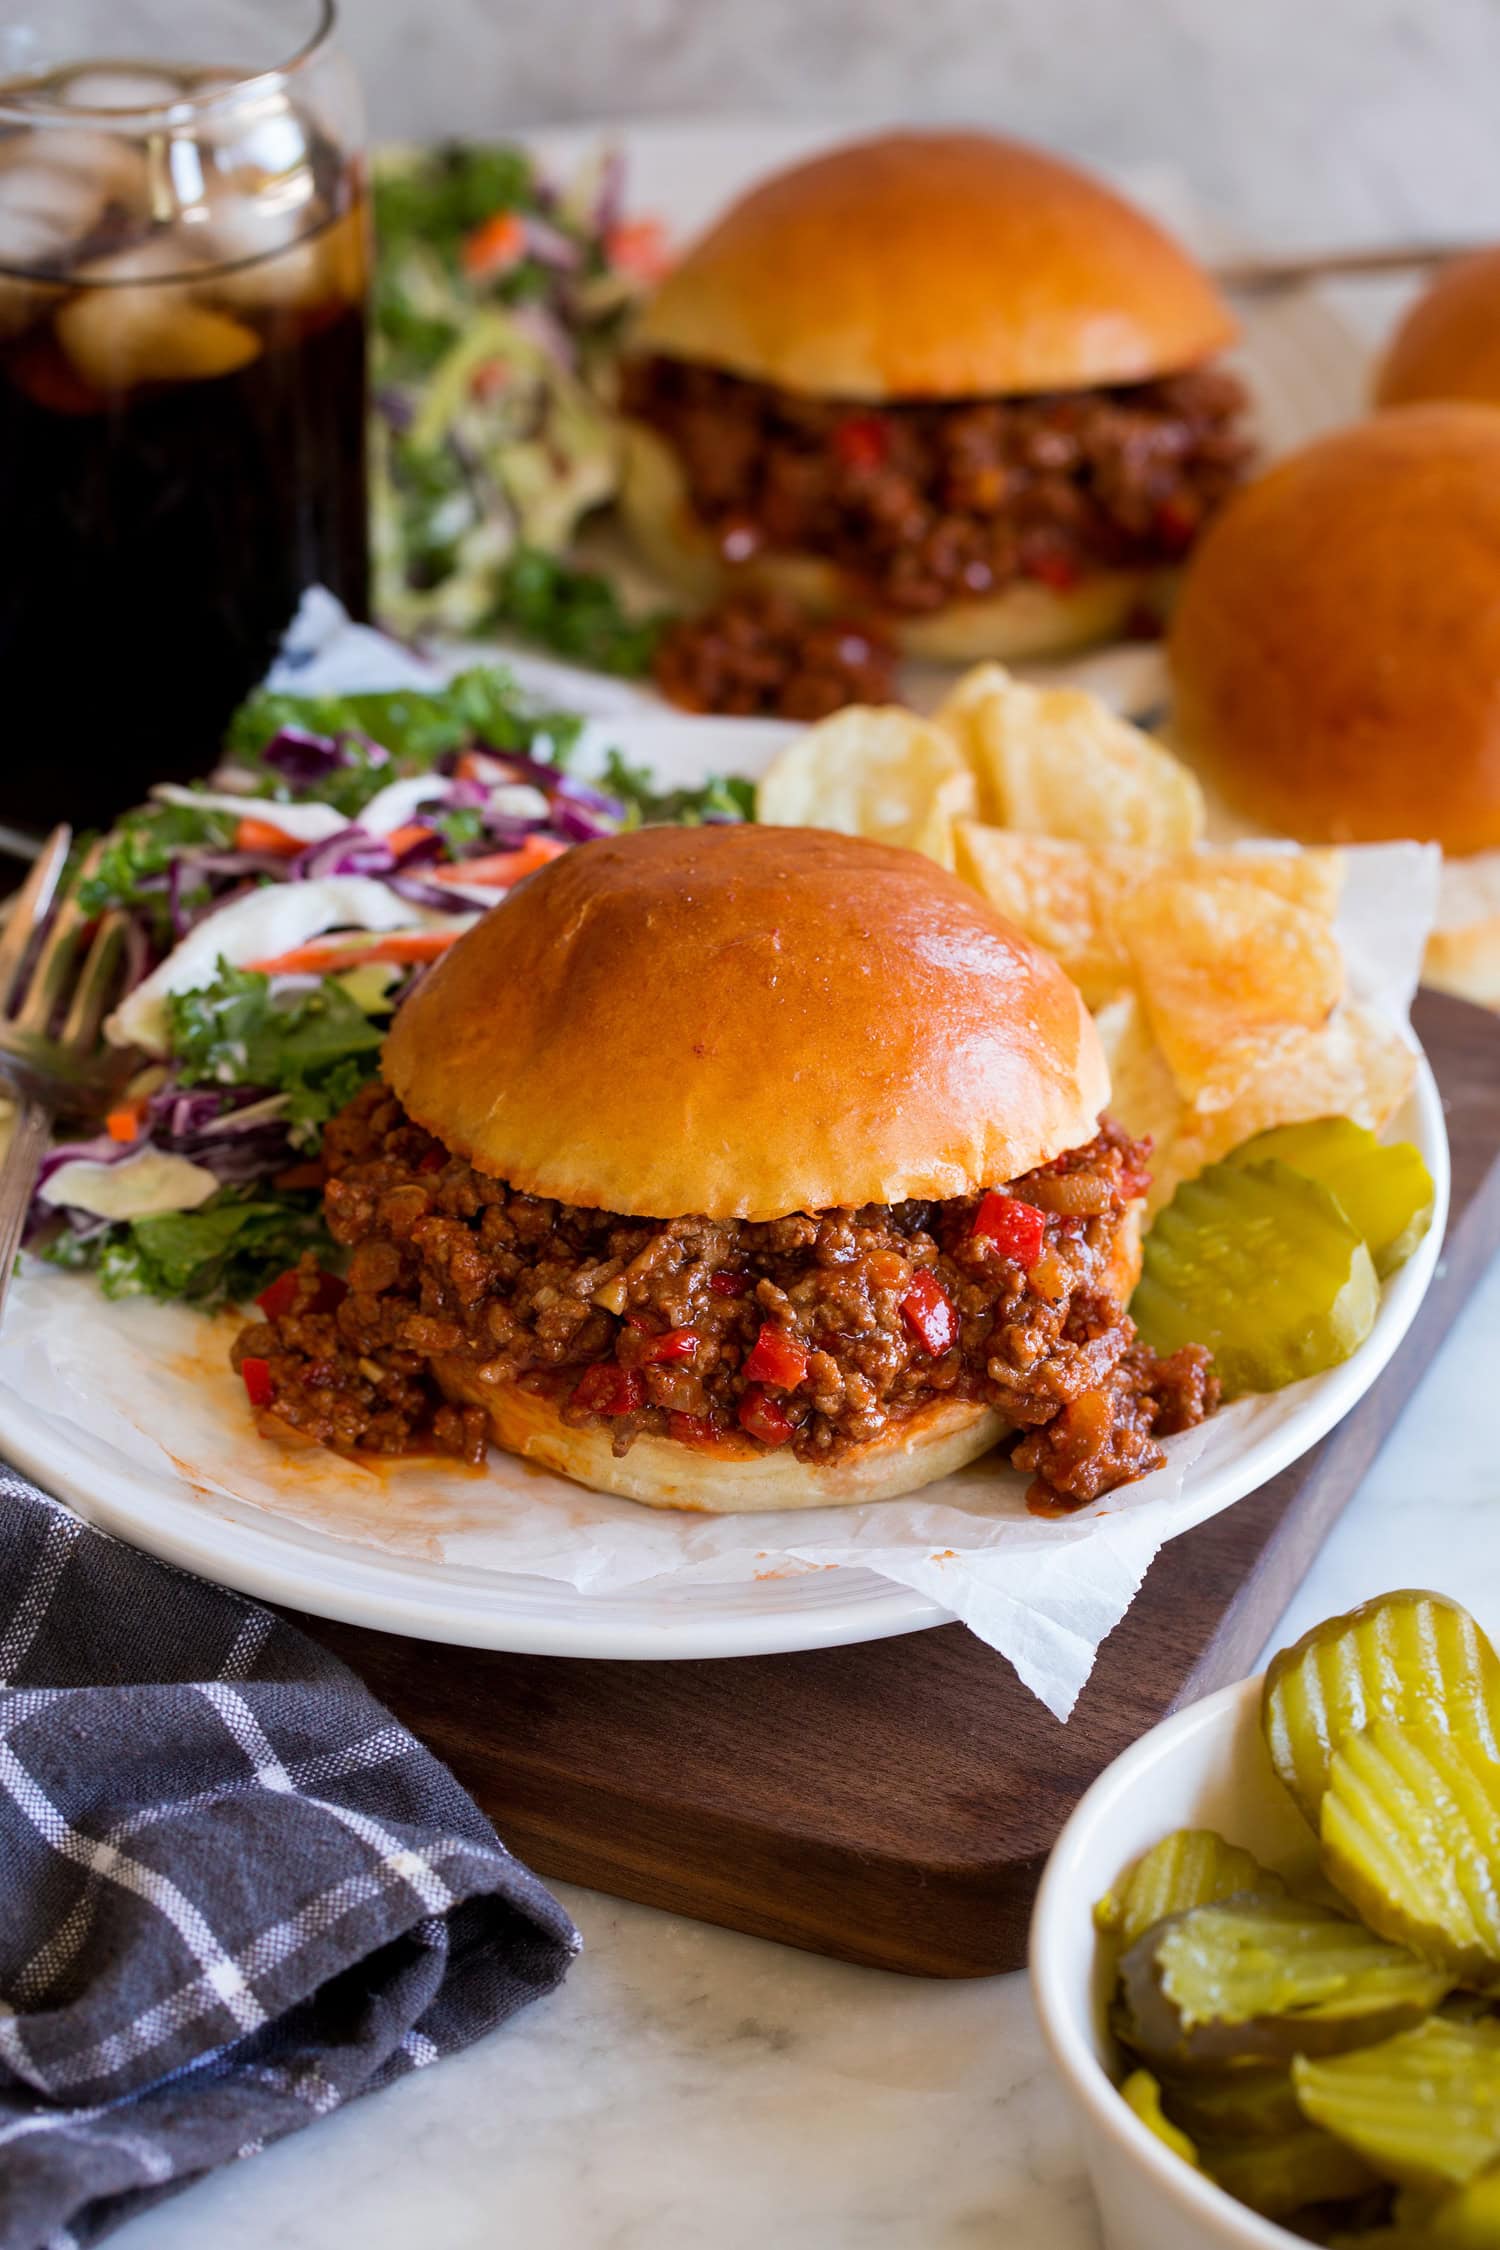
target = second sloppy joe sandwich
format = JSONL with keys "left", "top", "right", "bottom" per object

{"left": 234, "top": 825, "right": 1217, "bottom": 1512}
{"left": 619, "top": 130, "right": 1251, "bottom": 662}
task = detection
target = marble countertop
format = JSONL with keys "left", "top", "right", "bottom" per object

{"left": 116, "top": 1248, "right": 1500, "bottom": 2250}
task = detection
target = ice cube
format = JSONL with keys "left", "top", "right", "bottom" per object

{"left": 210, "top": 202, "right": 366, "bottom": 317}
{"left": 57, "top": 241, "right": 261, "bottom": 390}
{"left": 0, "top": 129, "right": 148, "bottom": 272}
{"left": 58, "top": 70, "right": 185, "bottom": 113}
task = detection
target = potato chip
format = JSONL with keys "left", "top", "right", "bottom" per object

{"left": 1120, "top": 876, "right": 1346, "bottom": 1096}
{"left": 1090, "top": 988, "right": 1186, "bottom": 1210}
{"left": 756, "top": 707, "right": 977, "bottom": 869}
{"left": 1167, "top": 1006, "right": 1417, "bottom": 1195}
{"left": 936, "top": 666, "right": 1204, "bottom": 849}
{"left": 1189, "top": 847, "right": 1345, "bottom": 924}
{"left": 953, "top": 824, "right": 1139, "bottom": 1005}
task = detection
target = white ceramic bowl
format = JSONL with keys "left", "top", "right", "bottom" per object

{"left": 1030, "top": 1675, "right": 1323, "bottom": 2250}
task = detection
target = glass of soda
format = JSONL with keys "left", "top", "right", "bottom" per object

{"left": 0, "top": 0, "right": 369, "bottom": 835}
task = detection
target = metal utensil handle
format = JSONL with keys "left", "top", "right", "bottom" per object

{"left": 0, "top": 1096, "right": 53, "bottom": 1329}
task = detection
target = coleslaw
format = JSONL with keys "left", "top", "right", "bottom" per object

{"left": 31, "top": 635, "right": 751, "bottom": 1307}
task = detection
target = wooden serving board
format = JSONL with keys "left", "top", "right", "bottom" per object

{"left": 299, "top": 990, "right": 1500, "bottom": 1979}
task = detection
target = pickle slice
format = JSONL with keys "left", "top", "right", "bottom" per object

{"left": 1424, "top": 2162, "right": 1500, "bottom": 2246}
{"left": 1263, "top": 1591, "right": 1500, "bottom": 1830}
{"left": 1293, "top": 2019, "right": 1500, "bottom": 2192}
{"left": 1162, "top": 2064, "right": 1305, "bottom": 2143}
{"left": 1205, "top": 2125, "right": 1381, "bottom": 2220}
{"left": 1132, "top": 1158, "right": 1379, "bottom": 1399}
{"left": 1226, "top": 1117, "right": 1435, "bottom": 1279}
{"left": 1120, "top": 1897, "right": 1450, "bottom": 2068}
{"left": 1121, "top": 2069, "right": 1200, "bottom": 2167}
{"left": 1095, "top": 1828, "right": 1283, "bottom": 1949}
{"left": 1322, "top": 1718, "right": 1500, "bottom": 1991}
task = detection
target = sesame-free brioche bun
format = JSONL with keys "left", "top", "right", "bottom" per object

{"left": 1169, "top": 404, "right": 1500, "bottom": 855}
{"left": 431, "top": 1372, "right": 1007, "bottom": 1513}
{"left": 618, "top": 419, "right": 1178, "bottom": 662}
{"left": 382, "top": 823, "right": 1109, "bottom": 1224}
{"left": 1376, "top": 248, "right": 1500, "bottom": 409}
{"left": 634, "top": 130, "right": 1236, "bottom": 401}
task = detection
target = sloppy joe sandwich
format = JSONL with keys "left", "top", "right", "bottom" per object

{"left": 618, "top": 131, "right": 1250, "bottom": 662}
{"left": 233, "top": 825, "right": 1216, "bottom": 1512}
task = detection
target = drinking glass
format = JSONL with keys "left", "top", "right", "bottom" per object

{"left": 0, "top": 0, "right": 369, "bottom": 834}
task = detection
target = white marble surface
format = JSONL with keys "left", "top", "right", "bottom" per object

{"left": 114, "top": 1249, "right": 1500, "bottom": 2250}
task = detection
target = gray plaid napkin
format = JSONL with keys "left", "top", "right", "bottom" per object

{"left": 0, "top": 1470, "right": 580, "bottom": 2250}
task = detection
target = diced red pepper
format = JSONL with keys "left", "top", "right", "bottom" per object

{"left": 668, "top": 1410, "right": 721, "bottom": 1448}
{"left": 1026, "top": 548, "right": 1081, "bottom": 592}
{"left": 572, "top": 1363, "right": 645, "bottom": 1417}
{"left": 255, "top": 1268, "right": 346, "bottom": 1322}
{"left": 708, "top": 1269, "right": 748, "bottom": 1297}
{"left": 240, "top": 1357, "right": 274, "bottom": 1408}
{"left": 900, "top": 1268, "right": 958, "bottom": 1358}
{"left": 833, "top": 414, "right": 889, "bottom": 472}
{"left": 738, "top": 1385, "right": 796, "bottom": 1447}
{"left": 972, "top": 1191, "right": 1047, "bottom": 1269}
{"left": 1153, "top": 496, "right": 1198, "bottom": 552}
{"left": 417, "top": 1148, "right": 446, "bottom": 1174}
{"left": 640, "top": 1327, "right": 699, "bottom": 1365}
{"left": 742, "top": 1322, "right": 809, "bottom": 1391}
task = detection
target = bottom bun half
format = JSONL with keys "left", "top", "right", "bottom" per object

{"left": 433, "top": 1361, "right": 1007, "bottom": 1513}
{"left": 619, "top": 418, "right": 1177, "bottom": 664}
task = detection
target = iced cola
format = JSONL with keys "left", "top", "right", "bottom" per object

{"left": 0, "top": 44, "right": 369, "bottom": 831}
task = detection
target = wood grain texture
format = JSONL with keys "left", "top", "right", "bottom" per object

{"left": 299, "top": 990, "right": 1500, "bottom": 1980}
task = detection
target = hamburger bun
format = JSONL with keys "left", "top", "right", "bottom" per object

{"left": 1169, "top": 404, "right": 1500, "bottom": 855}
{"left": 383, "top": 823, "right": 1109, "bottom": 1223}
{"left": 619, "top": 419, "right": 1179, "bottom": 663}
{"left": 432, "top": 1374, "right": 1007, "bottom": 1513}
{"left": 1376, "top": 248, "right": 1500, "bottom": 409}
{"left": 634, "top": 130, "right": 1236, "bottom": 400}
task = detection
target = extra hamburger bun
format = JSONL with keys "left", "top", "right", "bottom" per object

{"left": 633, "top": 130, "right": 1235, "bottom": 401}
{"left": 1169, "top": 404, "right": 1500, "bottom": 856}
{"left": 383, "top": 824, "right": 1117, "bottom": 1513}
{"left": 1376, "top": 248, "right": 1500, "bottom": 409}
{"left": 385, "top": 824, "right": 1108, "bottom": 1221}
{"left": 620, "top": 420, "right": 1179, "bottom": 664}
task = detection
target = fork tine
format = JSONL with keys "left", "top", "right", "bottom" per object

{"left": 15, "top": 840, "right": 105, "bottom": 1038}
{"left": 0, "top": 827, "right": 70, "bottom": 1017}
{"left": 59, "top": 910, "right": 129, "bottom": 1054}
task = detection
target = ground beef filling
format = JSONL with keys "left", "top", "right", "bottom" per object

{"left": 622, "top": 354, "right": 1252, "bottom": 613}
{"left": 651, "top": 588, "right": 899, "bottom": 719}
{"left": 231, "top": 1085, "right": 1218, "bottom": 1510}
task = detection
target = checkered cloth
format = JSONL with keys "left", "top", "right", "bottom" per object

{"left": 0, "top": 1472, "right": 580, "bottom": 2250}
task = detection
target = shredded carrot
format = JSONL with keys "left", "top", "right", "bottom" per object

{"left": 105, "top": 1101, "right": 147, "bottom": 1144}
{"left": 248, "top": 928, "right": 464, "bottom": 977}
{"left": 462, "top": 210, "right": 526, "bottom": 280}
{"left": 235, "top": 815, "right": 305, "bottom": 857}
{"left": 453, "top": 749, "right": 500, "bottom": 783}
{"left": 607, "top": 216, "right": 671, "bottom": 281}
{"left": 382, "top": 822, "right": 435, "bottom": 858}
{"left": 433, "top": 834, "right": 568, "bottom": 889}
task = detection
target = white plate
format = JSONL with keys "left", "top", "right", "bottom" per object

{"left": 0, "top": 1046, "right": 1448, "bottom": 1660}
{"left": 0, "top": 127, "right": 1442, "bottom": 1664}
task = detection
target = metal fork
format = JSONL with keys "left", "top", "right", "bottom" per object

{"left": 0, "top": 826, "right": 133, "bottom": 1322}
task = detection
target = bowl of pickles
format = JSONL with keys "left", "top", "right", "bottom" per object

{"left": 1032, "top": 1590, "right": 1500, "bottom": 2250}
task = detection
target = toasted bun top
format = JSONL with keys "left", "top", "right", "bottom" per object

{"left": 1376, "top": 248, "right": 1500, "bottom": 409}
{"left": 634, "top": 131, "right": 1236, "bottom": 400}
{"left": 1169, "top": 403, "right": 1500, "bottom": 855}
{"left": 383, "top": 825, "right": 1108, "bottom": 1221}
